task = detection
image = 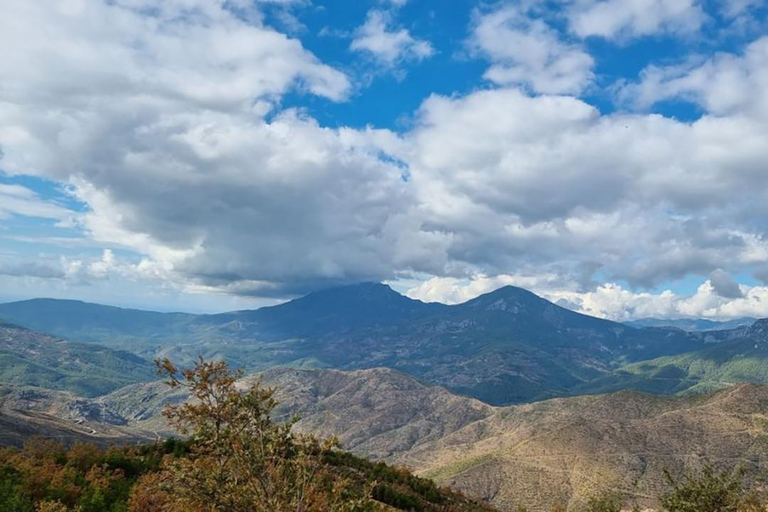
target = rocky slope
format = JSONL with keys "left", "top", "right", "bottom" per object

{"left": 4, "top": 367, "right": 768, "bottom": 511}
{"left": 264, "top": 368, "right": 768, "bottom": 511}
{"left": 0, "top": 386, "right": 157, "bottom": 446}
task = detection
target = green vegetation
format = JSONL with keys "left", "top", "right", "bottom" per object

{"left": 660, "top": 465, "right": 762, "bottom": 512}
{"left": 577, "top": 338, "right": 768, "bottom": 398}
{"left": 572, "top": 466, "right": 767, "bottom": 512}
{"left": 0, "top": 438, "right": 169, "bottom": 512}
{"left": 0, "top": 324, "right": 157, "bottom": 397}
{"left": 581, "top": 490, "right": 623, "bottom": 512}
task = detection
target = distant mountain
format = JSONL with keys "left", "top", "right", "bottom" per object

{"left": 5, "top": 367, "right": 768, "bottom": 511}
{"left": 0, "top": 284, "right": 710, "bottom": 404}
{"left": 219, "top": 282, "right": 448, "bottom": 337}
{"left": 221, "top": 284, "right": 707, "bottom": 404}
{"left": 626, "top": 317, "right": 756, "bottom": 331}
{"left": 583, "top": 319, "right": 768, "bottom": 396}
{"left": 0, "top": 321, "right": 157, "bottom": 396}
{"left": 0, "top": 299, "right": 197, "bottom": 340}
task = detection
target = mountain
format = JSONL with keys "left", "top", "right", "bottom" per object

{"left": 0, "top": 321, "right": 157, "bottom": 396}
{"left": 4, "top": 367, "right": 768, "bottom": 511}
{"left": 582, "top": 318, "right": 768, "bottom": 396}
{"left": 626, "top": 317, "right": 756, "bottom": 331}
{"left": 0, "top": 284, "right": 710, "bottom": 404}
{"left": 0, "top": 298, "right": 197, "bottom": 341}
{"left": 226, "top": 284, "right": 710, "bottom": 404}
{"left": 219, "top": 282, "right": 448, "bottom": 337}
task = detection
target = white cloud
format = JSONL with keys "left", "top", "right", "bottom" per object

{"left": 0, "top": 0, "right": 426, "bottom": 296}
{"left": 407, "top": 275, "right": 768, "bottom": 321}
{"left": 567, "top": 0, "right": 705, "bottom": 40}
{"left": 618, "top": 37, "right": 768, "bottom": 117}
{"left": 401, "top": 75, "right": 768, "bottom": 287}
{"left": 0, "top": 184, "right": 74, "bottom": 222}
{"left": 568, "top": 281, "right": 768, "bottom": 320}
{"left": 380, "top": 0, "right": 409, "bottom": 7}
{"left": 405, "top": 273, "right": 578, "bottom": 305}
{"left": 471, "top": 5, "right": 594, "bottom": 94}
{"left": 350, "top": 10, "right": 434, "bottom": 67}
{"left": 0, "top": 249, "right": 276, "bottom": 313}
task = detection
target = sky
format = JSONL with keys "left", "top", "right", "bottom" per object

{"left": 1, "top": 0, "right": 768, "bottom": 319}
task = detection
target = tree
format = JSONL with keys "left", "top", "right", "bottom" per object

{"left": 129, "top": 357, "right": 375, "bottom": 512}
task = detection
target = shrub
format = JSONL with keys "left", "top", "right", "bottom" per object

{"left": 661, "top": 465, "right": 750, "bottom": 512}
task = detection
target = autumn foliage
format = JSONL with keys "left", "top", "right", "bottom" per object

{"left": 129, "top": 357, "right": 376, "bottom": 511}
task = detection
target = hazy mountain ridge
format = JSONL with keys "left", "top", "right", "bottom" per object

{"left": 0, "top": 322, "right": 157, "bottom": 397}
{"left": 626, "top": 317, "right": 757, "bottom": 331}
{"left": 578, "top": 319, "right": 768, "bottom": 397}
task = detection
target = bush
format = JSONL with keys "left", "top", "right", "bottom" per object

{"left": 583, "top": 490, "right": 623, "bottom": 512}
{"left": 661, "top": 465, "right": 750, "bottom": 512}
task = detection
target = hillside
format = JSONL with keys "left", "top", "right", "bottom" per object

{"left": 580, "top": 319, "right": 768, "bottom": 396}
{"left": 0, "top": 386, "right": 158, "bottom": 447}
{"left": 0, "top": 322, "right": 157, "bottom": 396}
{"left": 0, "top": 284, "right": 710, "bottom": 405}
{"left": 263, "top": 369, "right": 768, "bottom": 511}
{"left": 4, "top": 367, "right": 768, "bottom": 511}
{"left": 0, "top": 377, "right": 493, "bottom": 512}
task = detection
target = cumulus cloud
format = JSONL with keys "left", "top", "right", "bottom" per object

{"left": 405, "top": 273, "right": 577, "bottom": 305}
{"left": 0, "top": 249, "right": 170, "bottom": 289}
{"left": 471, "top": 5, "right": 594, "bottom": 94}
{"left": 566, "top": 281, "right": 768, "bottom": 320}
{"left": 720, "top": 0, "right": 764, "bottom": 19}
{"left": 709, "top": 269, "right": 745, "bottom": 299}
{"left": 401, "top": 83, "right": 768, "bottom": 287}
{"left": 618, "top": 37, "right": 768, "bottom": 116}
{"left": 0, "top": 0, "right": 427, "bottom": 296}
{"left": 0, "top": 261, "right": 66, "bottom": 280}
{"left": 567, "top": 0, "right": 705, "bottom": 40}
{"left": 407, "top": 276, "right": 768, "bottom": 321}
{"left": 350, "top": 10, "right": 434, "bottom": 67}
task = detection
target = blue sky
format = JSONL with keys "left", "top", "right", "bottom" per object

{"left": 2, "top": 0, "right": 768, "bottom": 319}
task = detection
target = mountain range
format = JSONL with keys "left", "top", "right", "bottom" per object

{"left": 2, "top": 283, "right": 767, "bottom": 405}
{"left": 625, "top": 317, "right": 756, "bottom": 331}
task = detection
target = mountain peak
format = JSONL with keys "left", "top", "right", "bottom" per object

{"left": 460, "top": 284, "right": 550, "bottom": 312}
{"left": 248, "top": 282, "right": 444, "bottom": 336}
{"left": 300, "top": 282, "right": 403, "bottom": 303}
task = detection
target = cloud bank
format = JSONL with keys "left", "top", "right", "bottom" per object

{"left": 2, "top": 0, "right": 768, "bottom": 318}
